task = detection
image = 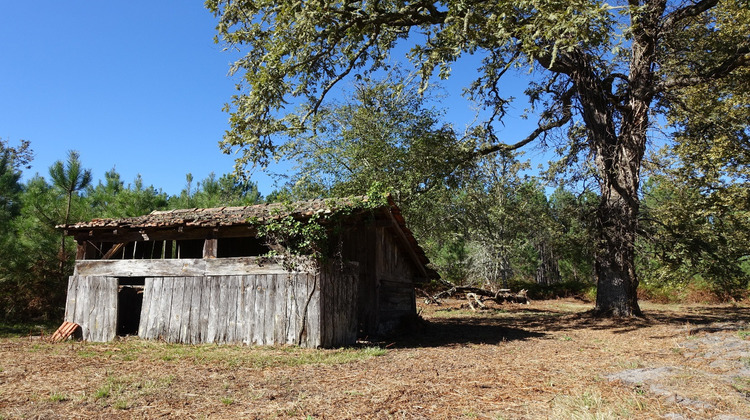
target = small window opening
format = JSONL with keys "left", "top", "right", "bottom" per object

{"left": 117, "top": 277, "right": 145, "bottom": 336}
{"left": 217, "top": 237, "right": 271, "bottom": 257}
{"left": 177, "top": 239, "right": 203, "bottom": 258}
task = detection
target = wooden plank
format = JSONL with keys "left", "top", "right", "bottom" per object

{"left": 50, "top": 321, "right": 80, "bottom": 343}
{"left": 203, "top": 238, "right": 217, "bottom": 259}
{"left": 317, "top": 270, "right": 329, "bottom": 347}
{"left": 336, "top": 268, "right": 344, "bottom": 346}
{"left": 179, "top": 276, "right": 195, "bottom": 343}
{"left": 157, "top": 277, "right": 174, "bottom": 340}
{"left": 216, "top": 276, "right": 230, "bottom": 342}
{"left": 102, "top": 243, "right": 125, "bottom": 260}
{"left": 76, "top": 242, "right": 86, "bottom": 260}
{"left": 169, "top": 277, "right": 185, "bottom": 342}
{"left": 86, "top": 278, "right": 101, "bottom": 341}
{"left": 225, "top": 276, "right": 239, "bottom": 343}
{"left": 297, "top": 273, "right": 309, "bottom": 347}
{"left": 97, "top": 277, "right": 108, "bottom": 342}
{"left": 337, "top": 268, "right": 349, "bottom": 346}
{"left": 73, "top": 276, "right": 88, "bottom": 339}
{"left": 306, "top": 273, "right": 321, "bottom": 348}
{"left": 139, "top": 277, "right": 153, "bottom": 338}
{"left": 205, "top": 276, "right": 219, "bottom": 343}
{"left": 104, "top": 277, "right": 118, "bottom": 342}
{"left": 345, "top": 266, "right": 359, "bottom": 345}
{"left": 252, "top": 275, "right": 266, "bottom": 345}
{"left": 144, "top": 277, "right": 163, "bottom": 340}
{"left": 96, "top": 278, "right": 107, "bottom": 342}
{"left": 82, "top": 277, "right": 98, "bottom": 341}
{"left": 64, "top": 276, "right": 78, "bottom": 323}
{"left": 234, "top": 276, "right": 245, "bottom": 344}
{"left": 285, "top": 273, "right": 298, "bottom": 345}
{"left": 188, "top": 277, "right": 203, "bottom": 344}
{"left": 74, "top": 258, "right": 299, "bottom": 278}
{"left": 248, "top": 275, "right": 256, "bottom": 344}
{"left": 273, "top": 272, "right": 288, "bottom": 345}
{"left": 262, "top": 273, "right": 275, "bottom": 345}
{"left": 197, "top": 277, "right": 210, "bottom": 343}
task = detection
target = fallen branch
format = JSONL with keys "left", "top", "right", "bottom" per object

{"left": 417, "top": 288, "right": 441, "bottom": 305}
{"left": 430, "top": 285, "right": 530, "bottom": 306}
{"left": 466, "top": 293, "right": 487, "bottom": 311}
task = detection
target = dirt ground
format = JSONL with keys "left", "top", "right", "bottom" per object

{"left": 1, "top": 298, "right": 750, "bottom": 419}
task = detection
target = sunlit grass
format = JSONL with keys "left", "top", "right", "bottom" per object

{"left": 21, "top": 336, "right": 387, "bottom": 369}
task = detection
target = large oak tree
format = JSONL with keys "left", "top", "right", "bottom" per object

{"left": 206, "top": 0, "right": 749, "bottom": 316}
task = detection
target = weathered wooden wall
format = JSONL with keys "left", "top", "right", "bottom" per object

{"left": 340, "top": 226, "right": 378, "bottom": 337}
{"left": 137, "top": 273, "right": 322, "bottom": 347}
{"left": 319, "top": 264, "right": 359, "bottom": 348}
{"left": 374, "top": 227, "right": 418, "bottom": 334}
{"left": 64, "top": 276, "right": 117, "bottom": 342}
{"left": 63, "top": 258, "right": 361, "bottom": 348}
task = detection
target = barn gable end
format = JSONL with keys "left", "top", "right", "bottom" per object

{"left": 58, "top": 196, "right": 436, "bottom": 347}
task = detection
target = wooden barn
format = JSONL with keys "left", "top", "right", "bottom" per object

{"left": 58, "top": 196, "right": 435, "bottom": 348}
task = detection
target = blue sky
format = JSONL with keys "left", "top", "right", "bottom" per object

{"left": 0, "top": 1, "right": 544, "bottom": 197}
{"left": 0, "top": 1, "right": 255, "bottom": 195}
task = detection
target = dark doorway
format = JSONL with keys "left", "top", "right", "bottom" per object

{"left": 117, "top": 277, "right": 145, "bottom": 336}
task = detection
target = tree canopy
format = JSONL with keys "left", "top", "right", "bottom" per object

{"left": 207, "top": 0, "right": 750, "bottom": 316}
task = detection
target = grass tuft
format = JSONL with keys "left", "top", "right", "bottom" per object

{"left": 49, "top": 392, "right": 68, "bottom": 402}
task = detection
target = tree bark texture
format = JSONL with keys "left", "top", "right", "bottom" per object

{"left": 569, "top": 1, "right": 663, "bottom": 316}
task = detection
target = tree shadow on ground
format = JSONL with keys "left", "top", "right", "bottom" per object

{"left": 389, "top": 316, "right": 547, "bottom": 348}
{"left": 391, "top": 301, "right": 750, "bottom": 347}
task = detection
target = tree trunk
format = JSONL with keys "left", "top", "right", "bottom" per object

{"left": 535, "top": 241, "right": 560, "bottom": 286}
{"left": 59, "top": 192, "right": 72, "bottom": 274}
{"left": 593, "top": 184, "right": 642, "bottom": 316}
{"left": 590, "top": 3, "right": 660, "bottom": 316}
{"left": 568, "top": 37, "right": 653, "bottom": 316}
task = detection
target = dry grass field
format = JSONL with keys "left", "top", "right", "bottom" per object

{"left": 1, "top": 298, "right": 749, "bottom": 419}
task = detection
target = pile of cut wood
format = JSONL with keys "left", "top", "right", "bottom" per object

{"left": 420, "top": 285, "right": 529, "bottom": 309}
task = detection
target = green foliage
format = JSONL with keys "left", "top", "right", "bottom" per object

{"left": 48, "top": 392, "right": 69, "bottom": 402}
{"left": 86, "top": 169, "right": 168, "bottom": 218}
{"left": 283, "top": 75, "right": 468, "bottom": 201}
{"left": 639, "top": 57, "right": 749, "bottom": 300}
{"left": 207, "top": 0, "right": 749, "bottom": 315}
{"left": 0, "top": 320, "right": 58, "bottom": 338}
{"left": 0, "top": 147, "right": 22, "bottom": 229}
{"left": 263, "top": 75, "right": 599, "bottom": 290}
{"left": 256, "top": 195, "right": 388, "bottom": 265}
{"left": 205, "top": 0, "right": 618, "bottom": 169}
{"left": 640, "top": 157, "right": 749, "bottom": 300}
{"left": 169, "top": 172, "right": 262, "bottom": 209}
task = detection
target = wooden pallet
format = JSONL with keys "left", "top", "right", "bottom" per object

{"left": 50, "top": 321, "right": 80, "bottom": 343}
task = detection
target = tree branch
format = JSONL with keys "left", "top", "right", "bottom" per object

{"left": 658, "top": 44, "right": 750, "bottom": 91}
{"left": 660, "top": 0, "right": 720, "bottom": 34}
{"left": 473, "top": 86, "right": 575, "bottom": 158}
